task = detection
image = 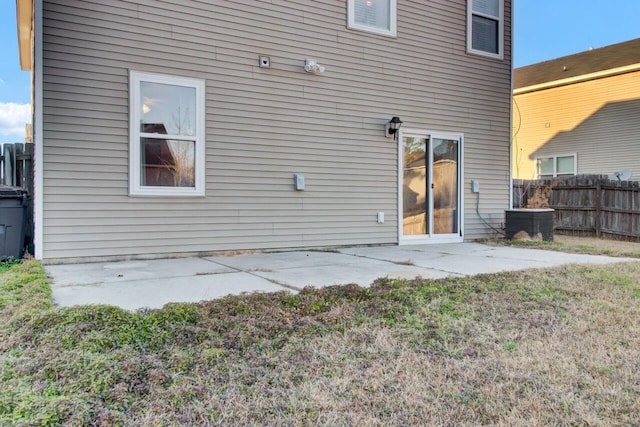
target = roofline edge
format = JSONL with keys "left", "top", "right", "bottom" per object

{"left": 514, "top": 63, "right": 640, "bottom": 95}
{"left": 17, "top": 0, "right": 34, "bottom": 71}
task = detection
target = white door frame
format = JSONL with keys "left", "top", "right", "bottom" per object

{"left": 398, "top": 129, "right": 464, "bottom": 244}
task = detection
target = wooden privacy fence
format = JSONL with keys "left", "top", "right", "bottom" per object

{"left": 513, "top": 175, "right": 640, "bottom": 240}
{"left": 0, "top": 143, "right": 33, "bottom": 195}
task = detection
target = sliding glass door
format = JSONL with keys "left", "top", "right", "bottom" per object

{"left": 400, "top": 131, "right": 462, "bottom": 242}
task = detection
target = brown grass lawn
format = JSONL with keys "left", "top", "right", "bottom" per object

{"left": 1, "top": 256, "right": 639, "bottom": 425}
{"left": 555, "top": 234, "right": 640, "bottom": 256}
{"left": 486, "top": 234, "right": 640, "bottom": 259}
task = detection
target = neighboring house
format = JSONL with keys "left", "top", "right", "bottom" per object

{"left": 513, "top": 38, "right": 640, "bottom": 180}
{"left": 17, "top": 0, "right": 512, "bottom": 262}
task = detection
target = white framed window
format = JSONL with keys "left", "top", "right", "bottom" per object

{"left": 129, "top": 71, "right": 205, "bottom": 196}
{"left": 467, "top": 0, "right": 504, "bottom": 59}
{"left": 348, "top": 0, "right": 397, "bottom": 37}
{"left": 536, "top": 154, "right": 577, "bottom": 178}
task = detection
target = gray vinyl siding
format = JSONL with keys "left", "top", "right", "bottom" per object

{"left": 41, "top": 0, "right": 512, "bottom": 260}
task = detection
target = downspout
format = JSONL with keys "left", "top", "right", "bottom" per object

{"left": 33, "top": 0, "right": 43, "bottom": 259}
{"left": 508, "top": 0, "right": 514, "bottom": 210}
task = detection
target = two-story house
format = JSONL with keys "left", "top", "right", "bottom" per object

{"left": 17, "top": 0, "right": 512, "bottom": 262}
{"left": 513, "top": 38, "right": 640, "bottom": 180}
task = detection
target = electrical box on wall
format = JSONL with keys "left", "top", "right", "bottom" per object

{"left": 294, "top": 174, "right": 305, "bottom": 191}
{"left": 471, "top": 180, "right": 480, "bottom": 193}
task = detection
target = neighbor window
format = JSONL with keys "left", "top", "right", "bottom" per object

{"left": 129, "top": 71, "right": 205, "bottom": 196}
{"left": 467, "top": 0, "right": 504, "bottom": 59}
{"left": 536, "top": 154, "right": 576, "bottom": 178}
{"left": 348, "top": 0, "right": 397, "bottom": 37}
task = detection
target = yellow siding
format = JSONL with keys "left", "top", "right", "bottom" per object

{"left": 513, "top": 70, "right": 640, "bottom": 179}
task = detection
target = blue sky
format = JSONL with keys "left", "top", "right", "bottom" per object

{"left": 515, "top": 0, "right": 640, "bottom": 67}
{"left": 1, "top": 0, "right": 31, "bottom": 143}
{"left": 1, "top": 1, "right": 639, "bottom": 142}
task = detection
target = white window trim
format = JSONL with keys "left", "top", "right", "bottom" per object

{"left": 467, "top": 0, "right": 504, "bottom": 60}
{"left": 129, "top": 71, "right": 206, "bottom": 197}
{"left": 536, "top": 153, "right": 577, "bottom": 178}
{"left": 347, "top": 0, "right": 397, "bottom": 37}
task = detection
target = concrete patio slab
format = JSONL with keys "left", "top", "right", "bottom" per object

{"left": 408, "top": 253, "right": 552, "bottom": 275}
{"left": 46, "top": 243, "right": 636, "bottom": 311}
{"left": 206, "top": 251, "right": 346, "bottom": 271}
{"left": 46, "top": 257, "right": 236, "bottom": 286}
{"left": 478, "top": 246, "right": 627, "bottom": 266}
{"left": 207, "top": 249, "right": 454, "bottom": 288}
{"left": 339, "top": 244, "right": 630, "bottom": 275}
{"left": 246, "top": 259, "right": 453, "bottom": 289}
{"left": 340, "top": 242, "right": 500, "bottom": 257}
{"left": 51, "top": 271, "right": 286, "bottom": 311}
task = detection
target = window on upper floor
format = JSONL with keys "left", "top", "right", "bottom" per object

{"left": 129, "top": 71, "right": 206, "bottom": 196}
{"left": 467, "top": 0, "right": 504, "bottom": 59}
{"left": 348, "top": 0, "right": 397, "bottom": 37}
{"left": 536, "top": 154, "right": 576, "bottom": 178}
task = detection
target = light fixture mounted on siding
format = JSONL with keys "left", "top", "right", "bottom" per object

{"left": 304, "top": 59, "right": 325, "bottom": 74}
{"left": 386, "top": 116, "right": 403, "bottom": 139}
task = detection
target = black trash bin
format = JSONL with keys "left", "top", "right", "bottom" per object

{"left": 0, "top": 187, "right": 29, "bottom": 259}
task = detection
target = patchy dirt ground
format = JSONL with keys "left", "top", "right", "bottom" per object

{"left": 555, "top": 234, "right": 640, "bottom": 253}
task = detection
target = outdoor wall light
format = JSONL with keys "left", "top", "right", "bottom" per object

{"left": 386, "top": 116, "right": 403, "bottom": 138}
{"left": 304, "top": 59, "right": 325, "bottom": 74}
